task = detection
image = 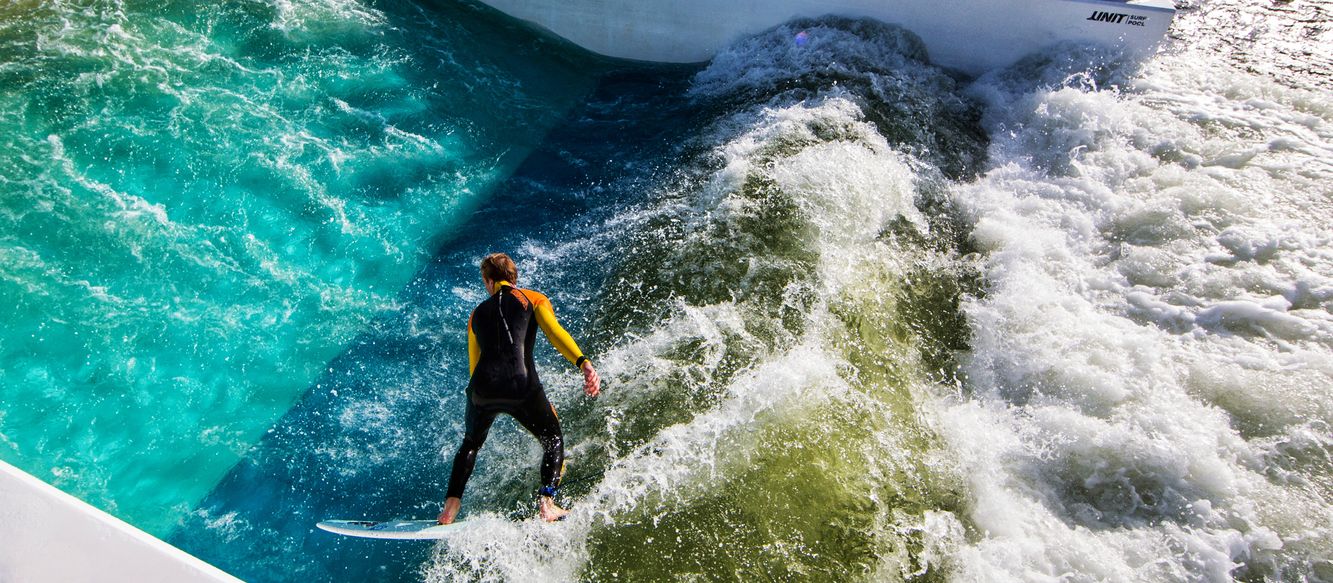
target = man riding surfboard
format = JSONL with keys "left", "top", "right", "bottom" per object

{"left": 437, "top": 253, "right": 601, "bottom": 524}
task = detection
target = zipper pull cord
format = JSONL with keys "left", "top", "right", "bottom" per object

{"left": 497, "top": 286, "right": 515, "bottom": 345}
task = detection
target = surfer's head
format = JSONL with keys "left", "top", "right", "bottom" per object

{"left": 480, "top": 252, "right": 518, "bottom": 287}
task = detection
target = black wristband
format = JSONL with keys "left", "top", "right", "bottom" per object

{"left": 575, "top": 355, "right": 589, "bottom": 368}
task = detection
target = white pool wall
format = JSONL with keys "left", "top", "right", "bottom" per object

{"left": 0, "top": 460, "right": 241, "bottom": 583}
{"left": 480, "top": 0, "right": 1173, "bottom": 75}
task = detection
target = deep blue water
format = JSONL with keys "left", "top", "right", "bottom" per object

{"left": 169, "top": 64, "right": 705, "bottom": 582}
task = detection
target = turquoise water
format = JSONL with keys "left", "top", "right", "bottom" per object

{"left": 4, "top": 0, "right": 1331, "bottom": 581}
{"left": 0, "top": 0, "right": 597, "bottom": 535}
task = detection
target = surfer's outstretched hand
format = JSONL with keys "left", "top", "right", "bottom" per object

{"left": 582, "top": 361, "right": 601, "bottom": 397}
{"left": 437, "top": 497, "right": 461, "bottom": 525}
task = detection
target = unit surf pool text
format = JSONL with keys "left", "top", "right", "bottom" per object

{"left": 1087, "top": 11, "right": 1149, "bottom": 26}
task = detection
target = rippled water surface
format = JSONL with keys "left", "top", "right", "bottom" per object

{"left": 1, "top": 0, "right": 1329, "bottom": 581}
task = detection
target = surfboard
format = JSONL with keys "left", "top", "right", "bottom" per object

{"left": 316, "top": 519, "right": 468, "bottom": 540}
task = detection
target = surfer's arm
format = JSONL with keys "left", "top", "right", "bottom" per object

{"left": 467, "top": 315, "right": 479, "bottom": 376}
{"left": 530, "top": 294, "right": 586, "bottom": 368}
{"left": 529, "top": 290, "right": 599, "bottom": 397}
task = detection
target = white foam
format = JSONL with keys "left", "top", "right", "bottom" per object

{"left": 939, "top": 14, "right": 1333, "bottom": 579}
{"left": 425, "top": 84, "right": 947, "bottom": 580}
{"left": 268, "top": 0, "right": 386, "bottom": 36}
{"left": 421, "top": 6, "right": 1333, "bottom": 580}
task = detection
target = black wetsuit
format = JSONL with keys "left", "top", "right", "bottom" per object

{"left": 445, "top": 283, "right": 581, "bottom": 500}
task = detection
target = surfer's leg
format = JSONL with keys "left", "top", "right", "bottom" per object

{"left": 445, "top": 403, "right": 497, "bottom": 500}
{"left": 512, "top": 390, "right": 569, "bottom": 521}
{"left": 512, "top": 389, "right": 565, "bottom": 494}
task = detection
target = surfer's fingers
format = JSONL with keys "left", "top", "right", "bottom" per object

{"left": 583, "top": 367, "right": 601, "bottom": 397}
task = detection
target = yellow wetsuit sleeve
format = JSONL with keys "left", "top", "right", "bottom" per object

{"left": 532, "top": 297, "right": 585, "bottom": 367}
{"left": 467, "top": 315, "right": 479, "bottom": 376}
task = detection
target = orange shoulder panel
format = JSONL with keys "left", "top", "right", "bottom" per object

{"left": 521, "top": 289, "right": 550, "bottom": 310}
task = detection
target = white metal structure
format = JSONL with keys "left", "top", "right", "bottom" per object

{"left": 0, "top": 460, "right": 241, "bottom": 583}
{"left": 479, "top": 0, "right": 1175, "bottom": 75}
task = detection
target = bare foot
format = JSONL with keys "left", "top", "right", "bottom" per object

{"left": 437, "top": 497, "right": 461, "bottom": 525}
{"left": 538, "top": 496, "right": 569, "bottom": 522}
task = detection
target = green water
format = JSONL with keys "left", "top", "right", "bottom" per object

{"left": 577, "top": 123, "right": 975, "bottom": 581}
{"left": 0, "top": 0, "right": 596, "bottom": 535}
{"left": 418, "top": 24, "right": 992, "bottom": 576}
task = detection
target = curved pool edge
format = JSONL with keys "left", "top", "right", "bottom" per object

{"left": 0, "top": 460, "right": 241, "bottom": 583}
{"left": 474, "top": 0, "right": 1175, "bottom": 76}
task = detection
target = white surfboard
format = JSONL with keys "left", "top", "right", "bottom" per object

{"left": 316, "top": 519, "right": 468, "bottom": 540}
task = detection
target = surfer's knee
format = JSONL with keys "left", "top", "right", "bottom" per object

{"left": 455, "top": 435, "right": 486, "bottom": 458}
{"left": 538, "top": 430, "right": 562, "bottom": 453}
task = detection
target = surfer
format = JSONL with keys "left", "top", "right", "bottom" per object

{"left": 438, "top": 253, "right": 601, "bottom": 524}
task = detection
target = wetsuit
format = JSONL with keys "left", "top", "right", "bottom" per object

{"left": 445, "top": 281, "right": 589, "bottom": 500}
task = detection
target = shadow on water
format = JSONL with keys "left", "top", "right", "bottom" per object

{"left": 168, "top": 51, "right": 702, "bottom": 582}
{"left": 166, "top": 9, "right": 994, "bottom": 580}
